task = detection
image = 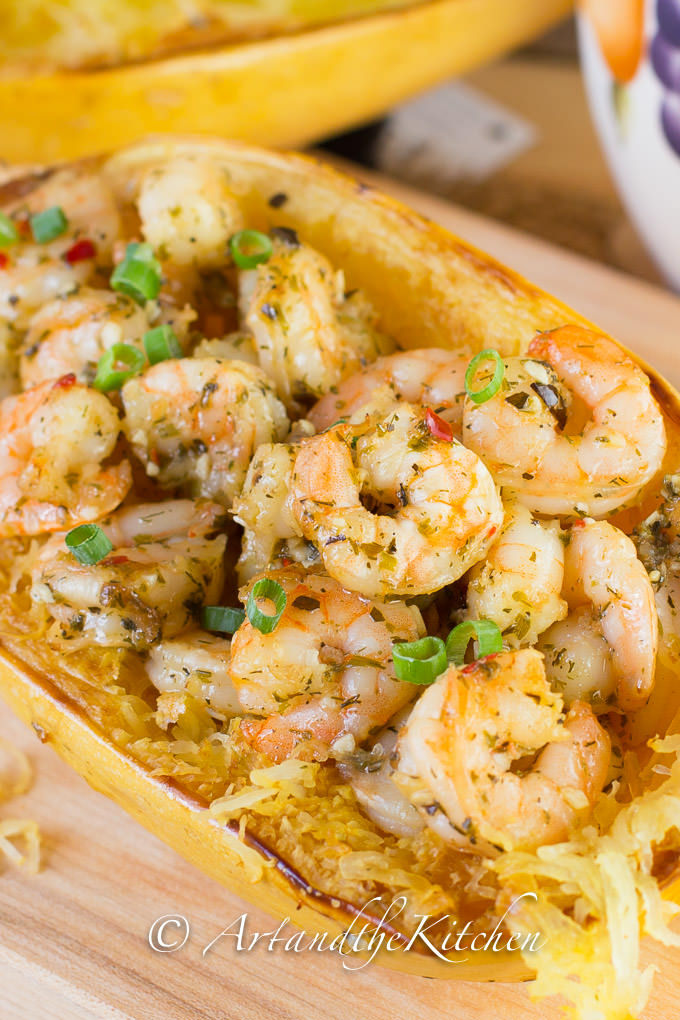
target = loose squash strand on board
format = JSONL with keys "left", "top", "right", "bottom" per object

{"left": 0, "top": 737, "right": 41, "bottom": 873}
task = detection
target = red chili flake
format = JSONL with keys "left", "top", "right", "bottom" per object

{"left": 64, "top": 238, "right": 96, "bottom": 264}
{"left": 461, "top": 652, "right": 499, "bottom": 674}
{"left": 102, "top": 555, "right": 129, "bottom": 566}
{"left": 16, "top": 216, "right": 31, "bottom": 239}
{"left": 425, "top": 407, "right": 453, "bottom": 442}
{"left": 0, "top": 253, "right": 8, "bottom": 270}
{"left": 52, "top": 372, "right": 77, "bottom": 390}
{"left": 488, "top": 526, "right": 497, "bottom": 539}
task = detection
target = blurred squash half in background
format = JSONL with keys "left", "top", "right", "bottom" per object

{"left": 0, "top": 0, "right": 572, "bottom": 164}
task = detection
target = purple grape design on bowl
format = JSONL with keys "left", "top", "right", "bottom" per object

{"left": 653, "top": 0, "right": 680, "bottom": 154}
{"left": 658, "top": 0, "right": 680, "bottom": 44}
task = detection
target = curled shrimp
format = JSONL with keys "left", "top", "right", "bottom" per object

{"left": 229, "top": 567, "right": 425, "bottom": 763}
{"left": 463, "top": 326, "right": 666, "bottom": 517}
{"left": 20, "top": 288, "right": 151, "bottom": 388}
{"left": 147, "top": 630, "right": 240, "bottom": 718}
{"left": 537, "top": 518, "right": 658, "bottom": 712}
{"left": 309, "top": 347, "right": 469, "bottom": 432}
{"left": 0, "top": 167, "right": 122, "bottom": 328}
{"left": 396, "top": 649, "right": 611, "bottom": 853}
{"left": 121, "top": 357, "right": 288, "bottom": 507}
{"left": 466, "top": 502, "right": 567, "bottom": 647}
{"left": 290, "top": 402, "right": 503, "bottom": 598}
{"left": 0, "top": 375, "right": 131, "bottom": 538}
{"left": 239, "top": 231, "right": 391, "bottom": 410}
{"left": 136, "top": 155, "right": 245, "bottom": 268}
{"left": 31, "top": 499, "right": 226, "bottom": 651}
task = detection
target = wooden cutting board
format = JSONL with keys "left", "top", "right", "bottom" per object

{"left": 1, "top": 168, "right": 680, "bottom": 1020}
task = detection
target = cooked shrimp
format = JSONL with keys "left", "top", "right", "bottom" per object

{"left": 537, "top": 518, "right": 657, "bottom": 711}
{"left": 147, "top": 630, "right": 240, "bottom": 717}
{"left": 634, "top": 474, "right": 680, "bottom": 672}
{"left": 137, "top": 155, "right": 245, "bottom": 268}
{"left": 463, "top": 326, "right": 666, "bottom": 517}
{"left": 232, "top": 443, "right": 313, "bottom": 583}
{"left": 395, "top": 649, "right": 611, "bottom": 853}
{"left": 466, "top": 502, "right": 567, "bottom": 646}
{"left": 290, "top": 402, "right": 503, "bottom": 598}
{"left": 336, "top": 707, "right": 424, "bottom": 838}
{"left": 230, "top": 567, "right": 425, "bottom": 763}
{"left": 121, "top": 358, "right": 288, "bottom": 507}
{"left": 192, "top": 333, "right": 259, "bottom": 366}
{"left": 19, "top": 289, "right": 151, "bottom": 388}
{"left": 239, "top": 231, "right": 391, "bottom": 410}
{"left": 0, "top": 375, "right": 131, "bottom": 538}
{"left": 31, "top": 499, "right": 226, "bottom": 651}
{"left": 537, "top": 609, "right": 616, "bottom": 712}
{"left": 0, "top": 167, "right": 122, "bottom": 327}
{"left": 309, "top": 347, "right": 469, "bottom": 431}
{"left": 0, "top": 321, "right": 20, "bottom": 398}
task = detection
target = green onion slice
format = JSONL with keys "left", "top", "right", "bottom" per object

{"left": 0, "top": 212, "right": 19, "bottom": 248}
{"left": 229, "top": 230, "right": 273, "bottom": 270}
{"left": 110, "top": 242, "right": 162, "bottom": 305}
{"left": 30, "top": 206, "right": 68, "bottom": 244}
{"left": 143, "top": 324, "right": 182, "bottom": 365}
{"left": 392, "top": 636, "right": 447, "bottom": 686}
{"left": 65, "top": 523, "right": 113, "bottom": 565}
{"left": 246, "top": 578, "right": 287, "bottom": 634}
{"left": 93, "top": 343, "right": 145, "bottom": 391}
{"left": 201, "top": 606, "right": 246, "bottom": 634}
{"left": 445, "top": 619, "right": 503, "bottom": 667}
{"left": 464, "top": 349, "right": 505, "bottom": 405}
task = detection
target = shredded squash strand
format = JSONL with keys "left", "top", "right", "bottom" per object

{"left": 493, "top": 736, "right": 680, "bottom": 1020}
{"left": 0, "top": 736, "right": 32, "bottom": 802}
{"left": 0, "top": 737, "right": 41, "bottom": 874}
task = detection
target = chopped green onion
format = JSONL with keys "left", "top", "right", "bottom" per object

{"left": 144, "top": 325, "right": 182, "bottom": 365}
{"left": 229, "top": 230, "right": 273, "bottom": 270}
{"left": 201, "top": 606, "right": 246, "bottom": 634}
{"left": 246, "top": 577, "right": 287, "bottom": 634}
{"left": 65, "top": 523, "right": 113, "bottom": 565}
{"left": 392, "top": 636, "right": 447, "bottom": 686}
{"left": 93, "top": 342, "right": 145, "bottom": 391}
{"left": 111, "top": 242, "right": 162, "bottom": 304}
{"left": 30, "top": 206, "right": 68, "bottom": 243}
{"left": 464, "top": 349, "right": 505, "bottom": 405}
{"left": 0, "top": 212, "right": 19, "bottom": 248}
{"left": 445, "top": 619, "right": 503, "bottom": 666}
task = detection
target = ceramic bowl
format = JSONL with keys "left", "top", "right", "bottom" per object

{"left": 579, "top": 0, "right": 680, "bottom": 291}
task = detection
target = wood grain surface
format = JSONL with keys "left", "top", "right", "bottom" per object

{"left": 1, "top": 170, "right": 679, "bottom": 1020}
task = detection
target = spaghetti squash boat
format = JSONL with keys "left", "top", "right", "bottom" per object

{"left": 0, "top": 137, "right": 679, "bottom": 1016}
